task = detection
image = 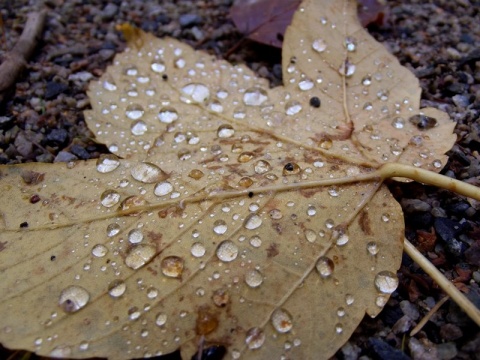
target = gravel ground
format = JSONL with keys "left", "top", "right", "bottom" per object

{"left": 0, "top": 0, "right": 479, "bottom": 359}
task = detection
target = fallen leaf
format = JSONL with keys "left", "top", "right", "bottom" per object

{"left": 0, "top": 0, "right": 457, "bottom": 359}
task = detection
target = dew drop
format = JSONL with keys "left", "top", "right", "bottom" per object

{"left": 304, "top": 229, "right": 317, "bottom": 243}
{"left": 254, "top": 160, "right": 271, "bottom": 174}
{"left": 282, "top": 162, "right": 301, "bottom": 175}
{"left": 335, "top": 233, "right": 349, "bottom": 246}
{"left": 335, "top": 323, "right": 343, "bottom": 334}
{"left": 96, "top": 154, "right": 120, "bottom": 173}
{"left": 298, "top": 79, "right": 314, "bottom": 91}
{"left": 345, "top": 294, "right": 355, "bottom": 305}
{"left": 376, "top": 295, "right": 388, "bottom": 307}
{"left": 392, "top": 117, "right": 405, "bottom": 129}
{"left": 154, "top": 181, "right": 173, "bottom": 196}
{"left": 408, "top": 114, "right": 437, "bottom": 130}
{"left": 245, "top": 327, "right": 265, "bottom": 349}
{"left": 328, "top": 186, "right": 339, "bottom": 197}
{"left": 249, "top": 235, "right": 262, "bottom": 248}
{"left": 155, "top": 313, "right": 167, "bottom": 327}
{"left": 432, "top": 159, "right": 442, "bottom": 168}
{"left": 92, "top": 244, "right": 108, "bottom": 258}
{"left": 125, "top": 244, "right": 156, "bottom": 270}
{"left": 147, "top": 287, "right": 159, "bottom": 299}
{"left": 131, "top": 162, "right": 167, "bottom": 183}
{"left": 238, "top": 177, "right": 254, "bottom": 188}
{"left": 312, "top": 38, "right": 327, "bottom": 52}
{"left": 213, "top": 220, "right": 228, "bottom": 235}
{"left": 245, "top": 269, "right": 263, "bottom": 288}
{"left": 338, "top": 59, "right": 355, "bottom": 77}
{"left": 376, "top": 89, "right": 389, "bottom": 101}
{"left": 361, "top": 75, "right": 372, "bottom": 86}
{"left": 128, "top": 229, "right": 144, "bottom": 244}
{"left": 269, "top": 209, "right": 283, "bottom": 219}
{"left": 59, "top": 286, "right": 90, "bottom": 313}
{"left": 161, "top": 256, "right": 184, "bottom": 278}
{"left": 316, "top": 256, "right": 334, "bottom": 278}
{"left": 124, "top": 66, "right": 138, "bottom": 76}
{"left": 191, "top": 242, "right": 206, "bottom": 257}
{"left": 151, "top": 60, "right": 166, "bottom": 73}
{"left": 125, "top": 104, "right": 144, "bottom": 120}
{"left": 307, "top": 205, "right": 317, "bottom": 216}
{"left": 106, "top": 223, "right": 120, "bottom": 237}
{"left": 285, "top": 100, "right": 302, "bottom": 115}
{"left": 158, "top": 107, "right": 179, "bottom": 123}
{"left": 244, "top": 214, "right": 262, "bottom": 230}
{"left": 130, "top": 120, "right": 148, "bottom": 136}
{"left": 325, "top": 219, "right": 334, "bottom": 229}
{"left": 271, "top": 308, "right": 293, "bottom": 333}
{"left": 100, "top": 189, "right": 121, "bottom": 208}
{"left": 217, "top": 124, "right": 235, "bottom": 138}
{"left": 108, "top": 280, "right": 126, "bottom": 298}
{"left": 50, "top": 346, "right": 72, "bottom": 357}
{"left": 128, "top": 306, "right": 141, "bottom": 320}
{"left": 344, "top": 36, "right": 356, "bottom": 52}
{"left": 374, "top": 271, "right": 399, "bottom": 294}
{"left": 181, "top": 83, "right": 210, "bottom": 103}
{"left": 366, "top": 241, "right": 379, "bottom": 255}
{"left": 102, "top": 79, "right": 117, "bottom": 91}
{"left": 238, "top": 152, "right": 254, "bottom": 163}
{"left": 243, "top": 87, "right": 268, "bottom": 106}
{"left": 216, "top": 240, "right": 238, "bottom": 262}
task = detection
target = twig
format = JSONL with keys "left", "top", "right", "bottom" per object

{"left": 410, "top": 296, "right": 449, "bottom": 336}
{"left": 403, "top": 239, "right": 480, "bottom": 327}
{"left": 0, "top": 9, "right": 47, "bottom": 104}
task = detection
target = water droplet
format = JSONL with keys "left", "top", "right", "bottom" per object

{"left": 245, "top": 327, "right": 265, "bottom": 349}
{"left": 307, "top": 205, "right": 317, "bottom": 216}
{"left": 212, "top": 289, "right": 229, "bottom": 307}
{"left": 363, "top": 102, "right": 373, "bottom": 110}
{"left": 243, "top": 87, "right": 268, "bottom": 106}
{"left": 238, "top": 177, "right": 254, "bottom": 188}
{"left": 146, "top": 287, "right": 159, "bottom": 299}
{"left": 361, "top": 75, "right": 372, "bottom": 86}
{"left": 376, "top": 295, "right": 388, "bottom": 307}
{"left": 316, "top": 256, "right": 334, "bottom": 278}
{"left": 304, "top": 229, "right": 317, "bottom": 242}
{"left": 108, "top": 280, "right": 126, "bottom": 298}
{"left": 376, "top": 89, "right": 389, "bottom": 101}
{"left": 271, "top": 308, "right": 293, "bottom": 333}
{"left": 408, "top": 114, "right": 437, "bottom": 130}
{"left": 59, "top": 286, "right": 90, "bottom": 313}
{"left": 392, "top": 117, "right": 405, "bottom": 129}
{"left": 367, "top": 241, "right": 379, "bottom": 255}
{"left": 381, "top": 213, "right": 390, "bottom": 222}
{"left": 312, "top": 38, "right": 327, "bottom": 52}
{"left": 213, "top": 220, "right": 228, "bottom": 235}
{"left": 217, "top": 124, "right": 235, "bottom": 138}
{"left": 125, "top": 244, "right": 156, "bottom": 270}
{"left": 128, "top": 306, "right": 141, "bottom": 320}
{"left": 285, "top": 100, "right": 302, "bottom": 115}
{"left": 374, "top": 271, "right": 399, "bottom": 294}
{"left": 244, "top": 214, "right": 262, "bottom": 230}
{"left": 269, "top": 209, "right": 283, "bottom": 219}
{"left": 335, "top": 323, "right": 343, "bottom": 334}
{"left": 249, "top": 235, "right": 262, "bottom": 248}
{"left": 156, "top": 313, "right": 167, "bottom": 326}
{"left": 181, "top": 83, "right": 210, "bottom": 103}
{"left": 254, "top": 160, "right": 271, "bottom": 174}
{"left": 238, "top": 152, "right": 254, "bottom": 163}
{"left": 128, "top": 229, "right": 144, "bottom": 244}
{"left": 298, "top": 78, "right": 314, "bottom": 91}
{"left": 338, "top": 59, "right": 355, "bottom": 77}
{"left": 245, "top": 269, "right": 263, "bottom": 288}
{"left": 191, "top": 242, "right": 206, "bottom": 257}
{"left": 154, "top": 181, "right": 173, "bottom": 196}
{"left": 216, "top": 240, "right": 238, "bottom": 262}
{"left": 325, "top": 218, "right": 334, "bottom": 229}
{"left": 106, "top": 223, "right": 120, "bottom": 237}
{"left": 432, "top": 159, "right": 442, "bottom": 168}
{"left": 328, "top": 186, "right": 339, "bottom": 197}
{"left": 100, "top": 190, "right": 121, "bottom": 208}
{"left": 337, "top": 307, "right": 345, "bottom": 317}
{"left": 96, "top": 154, "right": 120, "bottom": 173}
{"left": 345, "top": 294, "right": 355, "bottom": 305}
{"left": 50, "top": 346, "right": 72, "bottom": 357}
{"left": 158, "top": 107, "right": 179, "bottom": 123}
{"left": 130, "top": 120, "right": 148, "bottom": 136}
{"left": 335, "top": 233, "right": 349, "bottom": 246}
{"left": 161, "top": 256, "right": 184, "bottom": 278}
{"left": 92, "top": 244, "right": 108, "bottom": 257}
{"left": 344, "top": 37, "right": 356, "bottom": 51}
{"left": 102, "top": 79, "right": 117, "bottom": 91}
{"left": 124, "top": 66, "right": 138, "bottom": 76}
{"left": 282, "top": 162, "right": 301, "bottom": 175}
{"left": 151, "top": 60, "right": 166, "bottom": 73}
{"left": 131, "top": 162, "right": 167, "bottom": 183}
{"left": 125, "top": 104, "right": 144, "bottom": 120}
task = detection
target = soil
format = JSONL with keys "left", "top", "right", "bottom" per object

{"left": 0, "top": 0, "right": 479, "bottom": 359}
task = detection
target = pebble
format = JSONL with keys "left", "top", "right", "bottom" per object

{"left": 46, "top": 129, "right": 68, "bottom": 145}
{"left": 100, "top": 3, "right": 118, "bottom": 20}
{"left": 54, "top": 151, "right": 78, "bottom": 163}
{"left": 369, "top": 338, "right": 410, "bottom": 360}
{"left": 68, "top": 71, "right": 94, "bottom": 82}
{"left": 401, "top": 199, "right": 432, "bottom": 213}
{"left": 400, "top": 300, "right": 420, "bottom": 321}
{"left": 70, "top": 144, "right": 90, "bottom": 160}
{"left": 45, "top": 81, "right": 69, "bottom": 100}
{"left": 439, "top": 324, "right": 463, "bottom": 341}
{"left": 179, "top": 14, "right": 202, "bottom": 27}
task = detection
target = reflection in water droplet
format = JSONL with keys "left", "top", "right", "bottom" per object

{"left": 92, "top": 244, "right": 108, "bottom": 258}
{"left": 213, "top": 220, "right": 228, "bottom": 235}
{"left": 103, "top": 79, "right": 117, "bottom": 91}
{"left": 345, "top": 36, "right": 356, "bottom": 51}
{"left": 312, "top": 38, "right": 327, "bottom": 52}
{"left": 245, "top": 269, "right": 263, "bottom": 288}
{"left": 217, "top": 124, "right": 235, "bottom": 138}
{"left": 377, "top": 89, "right": 389, "bottom": 101}
{"left": 328, "top": 186, "right": 339, "bottom": 197}
{"left": 158, "top": 107, "right": 179, "bottom": 123}
{"left": 50, "top": 346, "right": 72, "bottom": 357}
{"left": 100, "top": 190, "right": 121, "bottom": 208}
{"left": 271, "top": 308, "right": 293, "bottom": 333}
{"left": 108, "top": 280, "right": 126, "bottom": 298}
{"left": 128, "top": 306, "right": 141, "bottom": 320}
{"left": 335, "top": 233, "right": 349, "bottom": 246}
{"left": 238, "top": 177, "right": 254, "bottom": 188}
{"left": 181, "top": 83, "right": 210, "bottom": 103}
{"left": 125, "top": 244, "right": 156, "bottom": 270}
{"left": 125, "top": 104, "right": 144, "bottom": 120}
{"left": 244, "top": 214, "right": 262, "bottom": 230}
{"left": 316, "top": 256, "right": 334, "bottom": 278}
{"left": 392, "top": 117, "right": 405, "bottom": 129}
{"left": 216, "top": 240, "right": 238, "bottom": 262}
{"left": 243, "top": 87, "right": 268, "bottom": 106}
{"left": 362, "top": 75, "right": 372, "bottom": 86}
{"left": 245, "top": 327, "right": 265, "bottom": 349}
{"left": 335, "top": 323, "right": 343, "bottom": 334}
{"left": 337, "top": 307, "right": 345, "bottom": 317}
{"left": 367, "top": 241, "right": 379, "bottom": 255}
{"left": 96, "top": 155, "right": 120, "bottom": 173}
{"left": 269, "top": 209, "right": 283, "bottom": 219}
{"left": 374, "top": 271, "right": 399, "bottom": 294}
{"left": 283, "top": 162, "right": 301, "bottom": 175}
{"left": 191, "top": 242, "right": 206, "bottom": 257}
{"left": 338, "top": 60, "right": 355, "bottom": 77}
{"left": 131, "top": 162, "right": 167, "bottom": 183}
{"left": 325, "top": 219, "right": 334, "bottom": 229}
{"left": 59, "top": 286, "right": 90, "bottom": 313}
{"left": 156, "top": 313, "right": 167, "bottom": 326}
{"left": 161, "top": 256, "right": 184, "bottom": 278}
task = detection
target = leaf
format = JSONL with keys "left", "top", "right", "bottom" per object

{"left": 0, "top": 0, "right": 457, "bottom": 359}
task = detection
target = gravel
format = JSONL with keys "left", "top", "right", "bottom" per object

{"left": 0, "top": 0, "right": 479, "bottom": 359}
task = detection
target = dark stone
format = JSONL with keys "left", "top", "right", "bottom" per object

{"left": 446, "top": 201, "right": 470, "bottom": 216}
{"left": 434, "top": 217, "right": 462, "bottom": 242}
{"left": 46, "top": 128, "right": 68, "bottom": 145}
{"left": 45, "top": 81, "right": 68, "bottom": 100}
{"left": 70, "top": 144, "right": 90, "bottom": 160}
{"left": 369, "top": 338, "right": 411, "bottom": 360}
{"left": 191, "top": 345, "right": 226, "bottom": 360}
{"left": 179, "top": 14, "right": 202, "bottom": 28}
{"left": 156, "top": 14, "right": 171, "bottom": 25}
{"left": 440, "top": 323, "right": 463, "bottom": 341}
{"left": 465, "top": 241, "right": 480, "bottom": 266}
{"left": 381, "top": 306, "right": 403, "bottom": 327}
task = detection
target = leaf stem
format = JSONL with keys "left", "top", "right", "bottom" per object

{"left": 403, "top": 239, "right": 480, "bottom": 327}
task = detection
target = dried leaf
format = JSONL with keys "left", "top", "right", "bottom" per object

{"left": 0, "top": 0, "right": 456, "bottom": 359}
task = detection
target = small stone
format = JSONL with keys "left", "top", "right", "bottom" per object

{"left": 439, "top": 324, "right": 463, "bottom": 341}
{"left": 465, "top": 241, "right": 480, "bottom": 267}
{"left": 54, "top": 151, "right": 78, "bottom": 163}
{"left": 409, "top": 338, "right": 438, "bottom": 360}
{"left": 452, "top": 94, "right": 470, "bottom": 108}
{"left": 68, "top": 71, "right": 93, "bottom": 82}
{"left": 434, "top": 218, "right": 462, "bottom": 242}
{"left": 400, "top": 300, "right": 420, "bottom": 321}
{"left": 435, "top": 342, "right": 458, "bottom": 360}
{"left": 392, "top": 315, "right": 413, "bottom": 334}
{"left": 100, "top": 4, "right": 118, "bottom": 21}
{"left": 179, "top": 14, "right": 202, "bottom": 28}
{"left": 70, "top": 144, "right": 90, "bottom": 160}
{"left": 46, "top": 129, "right": 68, "bottom": 145}
{"left": 45, "top": 81, "right": 68, "bottom": 100}
{"left": 401, "top": 199, "right": 431, "bottom": 213}
{"left": 370, "top": 338, "right": 410, "bottom": 360}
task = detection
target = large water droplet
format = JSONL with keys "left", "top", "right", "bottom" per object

{"left": 107, "top": 223, "right": 120, "bottom": 237}
{"left": 298, "top": 79, "right": 314, "bottom": 91}
{"left": 238, "top": 152, "right": 254, "bottom": 163}
{"left": 245, "top": 327, "right": 265, "bottom": 349}
{"left": 128, "top": 229, "right": 144, "bottom": 244}
{"left": 100, "top": 190, "right": 121, "bottom": 208}
{"left": 243, "top": 87, "right": 268, "bottom": 106}
{"left": 125, "top": 104, "right": 144, "bottom": 120}
{"left": 130, "top": 120, "right": 148, "bottom": 136}
{"left": 108, "top": 280, "right": 126, "bottom": 298}
{"left": 216, "top": 240, "right": 238, "bottom": 262}
{"left": 213, "top": 220, "right": 228, "bottom": 235}
{"left": 154, "top": 181, "right": 173, "bottom": 196}
{"left": 161, "top": 256, "right": 184, "bottom": 278}
{"left": 156, "top": 313, "right": 168, "bottom": 326}
{"left": 191, "top": 242, "right": 206, "bottom": 257}
{"left": 285, "top": 100, "right": 302, "bottom": 115}
{"left": 374, "top": 271, "right": 399, "bottom": 294}
{"left": 151, "top": 60, "right": 166, "bottom": 73}
{"left": 181, "top": 83, "right": 210, "bottom": 103}
{"left": 312, "top": 38, "right": 327, "bottom": 52}
{"left": 59, "top": 286, "right": 90, "bottom": 313}
{"left": 158, "top": 107, "right": 179, "bottom": 123}
{"left": 92, "top": 244, "right": 108, "bottom": 258}
{"left": 96, "top": 154, "right": 120, "bottom": 173}
{"left": 244, "top": 214, "right": 262, "bottom": 230}
{"left": 125, "top": 244, "right": 156, "bottom": 270}
{"left": 131, "top": 162, "right": 167, "bottom": 183}
{"left": 316, "top": 256, "right": 334, "bottom": 278}
{"left": 338, "top": 59, "right": 355, "bottom": 77}
{"left": 217, "top": 124, "right": 235, "bottom": 138}
{"left": 245, "top": 269, "right": 263, "bottom": 288}
{"left": 254, "top": 160, "right": 271, "bottom": 174}
{"left": 271, "top": 308, "right": 293, "bottom": 333}
{"left": 249, "top": 235, "right": 262, "bottom": 248}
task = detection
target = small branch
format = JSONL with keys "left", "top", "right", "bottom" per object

{"left": 410, "top": 296, "right": 449, "bottom": 336}
{"left": 0, "top": 9, "right": 47, "bottom": 104}
{"left": 404, "top": 239, "right": 480, "bottom": 327}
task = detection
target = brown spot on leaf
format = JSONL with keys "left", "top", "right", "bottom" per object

{"left": 358, "top": 210, "right": 372, "bottom": 235}
{"left": 266, "top": 243, "right": 279, "bottom": 258}
{"left": 196, "top": 306, "right": 219, "bottom": 335}
{"left": 21, "top": 170, "right": 45, "bottom": 185}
